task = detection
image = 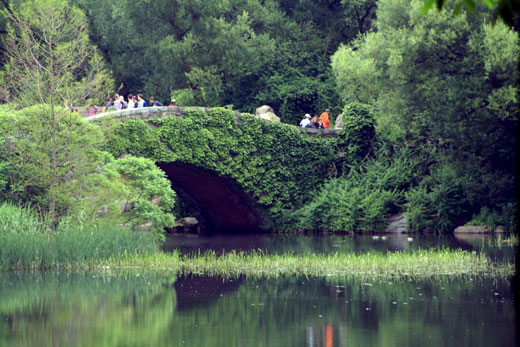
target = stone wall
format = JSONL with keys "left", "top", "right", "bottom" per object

{"left": 86, "top": 106, "right": 340, "bottom": 138}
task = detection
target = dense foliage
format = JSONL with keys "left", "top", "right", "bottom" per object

{"left": 0, "top": 105, "right": 176, "bottom": 237}
{"left": 0, "top": 105, "right": 104, "bottom": 217}
{"left": 286, "top": 147, "right": 421, "bottom": 232}
{"left": 334, "top": 102, "right": 376, "bottom": 171}
{"left": 330, "top": 0, "right": 518, "bottom": 232}
{"left": 101, "top": 108, "right": 335, "bottom": 218}
{"left": 0, "top": 0, "right": 517, "bottom": 234}
{"left": 102, "top": 155, "right": 176, "bottom": 235}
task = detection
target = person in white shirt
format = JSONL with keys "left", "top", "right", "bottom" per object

{"left": 300, "top": 113, "right": 312, "bottom": 128}
{"left": 127, "top": 94, "right": 136, "bottom": 108}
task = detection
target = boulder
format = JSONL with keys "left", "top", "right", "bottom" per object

{"left": 454, "top": 225, "right": 490, "bottom": 233}
{"left": 385, "top": 214, "right": 408, "bottom": 233}
{"left": 494, "top": 225, "right": 506, "bottom": 233}
{"left": 174, "top": 217, "right": 200, "bottom": 233}
{"left": 335, "top": 113, "right": 344, "bottom": 129}
{"left": 255, "top": 105, "right": 280, "bottom": 122}
{"left": 180, "top": 217, "right": 199, "bottom": 227}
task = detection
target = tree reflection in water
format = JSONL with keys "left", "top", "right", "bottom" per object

{"left": 0, "top": 272, "right": 515, "bottom": 347}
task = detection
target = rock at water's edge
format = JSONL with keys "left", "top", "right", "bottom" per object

{"left": 454, "top": 225, "right": 490, "bottom": 233}
{"left": 385, "top": 214, "right": 408, "bottom": 233}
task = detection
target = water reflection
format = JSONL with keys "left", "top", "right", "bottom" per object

{"left": 0, "top": 271, "right": 515, "bottom": 346}
{"left": 174, "top": 274, "right": 242, "bottom": 311}
{"left": 162, "top": 233, "right": 517, "bottom": 262}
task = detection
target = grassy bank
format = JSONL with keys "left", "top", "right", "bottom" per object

{"left": 1, "top": 203, "right": 515, "bottom": 278}
{"left": 108, "top": 249, "right": 515, "bottom": 280}
{"left": 0, "top": 203, "right": 157, "bottom": 270}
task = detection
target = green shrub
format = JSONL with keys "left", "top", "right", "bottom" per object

{"left": 467, "top": 203, "right": 517, "bottom": 232}
{"left": 170, "top": 88, "right": 197, "bottom": 106}
{"left": 405, "top": 163, "right": 464, "bottom": 233}
{"left": 102, "top": 155, "right": 176, "bottom": 238}
{"left": 335, "top": 102, "right": 376, "bottom": 172}
{"left": 287, "top": 161, "right": 408, "bottom": 232}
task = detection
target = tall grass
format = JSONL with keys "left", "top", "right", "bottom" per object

{"left": 111, "top": 248, "right": 515, "bottom": 280}
{"left": 0, "top": 202, "right": 157, "bottom": 270}
{"left": 0, "top": 202, "right": 48, "bottom": 233}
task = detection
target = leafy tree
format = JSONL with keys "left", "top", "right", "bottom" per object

{"left": 0, "top": 0, "right": 113, "bottom": 226}
{"left": 421, "top": 0, "right": 520, "bottom": 29}
{"left": 75, "top": 0, "right": 373, "bottom": 123}
{"left": 0, "top": 106, "right": 175, "bottom": 236}
{"left": 335, "top": 102, "right": 376, "bottom": 171}
{"left": 0, "top": 105, "right": 103, "bottom": 219}
{"left": 331, "top": 0, "right": 518, "bottom": 228}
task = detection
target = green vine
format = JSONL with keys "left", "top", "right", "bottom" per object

{"left": 100, "top": 108, "right": 335, "bottom": 219}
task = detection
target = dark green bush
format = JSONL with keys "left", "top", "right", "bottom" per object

{"left": 405, "top": 163, "right": 465, "bottom": 233}
{"left": 467, "top": 203, "right": 517, "bottom": 232}
{"left": 335, "top": 102, "right": 376, "bottom": 172}
{"left": 285, "top": 150, "right": 423, "bottom": 232}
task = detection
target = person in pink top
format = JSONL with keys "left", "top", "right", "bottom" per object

{"left": 86, "top": 104, "right": 98, "bottom": 116}
{"left": 319, "top": 109, "right": 330, "bottom": 129}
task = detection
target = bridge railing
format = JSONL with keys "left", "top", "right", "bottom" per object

{"left": 85, "top": 106, "right": 340, "bottom": 138}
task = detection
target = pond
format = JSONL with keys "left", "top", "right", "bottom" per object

{"left": 1, "top": 233, "right": 517, "bottom": 346}
{"left": 162, "top": 232, "right": 516, "bottom": 262}
{"left": 0, "top": 271, "right": 515, "bottom": 347}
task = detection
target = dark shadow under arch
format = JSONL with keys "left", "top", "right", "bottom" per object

{"left": 157, "top": 162, "right": 266, "bottom": 233}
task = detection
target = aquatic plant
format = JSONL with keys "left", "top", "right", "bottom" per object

{"left": 109, "top": 248, "right": 514, "bottom": 280}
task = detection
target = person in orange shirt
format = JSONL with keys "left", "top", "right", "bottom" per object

{"left": 319, "top": 109, "right": 330, "bottom": 129}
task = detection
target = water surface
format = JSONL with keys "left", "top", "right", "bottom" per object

{"left": 0, "top": 271, "right": 515, "bottom": 347}
{"left": 162, "top": 233, "right": 516, "bottom": 262}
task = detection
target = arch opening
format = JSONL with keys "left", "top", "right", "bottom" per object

{"left": 157, "top": 162, "right": 266, "bottom": 234}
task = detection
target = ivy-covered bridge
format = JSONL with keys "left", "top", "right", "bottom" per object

{"left": 89, "top": 107, "right": 339, "bottom": 232}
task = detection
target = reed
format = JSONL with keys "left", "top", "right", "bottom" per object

{"left": 1, "top": 203, "right": 514, "bottom": 278}
{"left": 109, "top": 248, "right": 515, "bottom": 280}
{"left": 496, "top": 233, "right": 518, "bottom": 246}
{"left": 0, "top": 202, "right": 158, "bottom": 270}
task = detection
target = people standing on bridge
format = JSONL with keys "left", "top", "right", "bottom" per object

{"left": 319, "top": 109, "right": 330, "bottom": 129}
{"left": 103, "top": 97, "right": 115, "bottom": 112}
{"left": 102, "top": 98, "right": 109, "bottom": 113}
{"left": 169, "top": 99, "right": 177, "bottom": 107}
{"left": 114, "top": 95, "right": 123, "bottom": 110}
{"left": 132, "top": 95, "right": 138, "bottom": 107}
{"left": 137, "top": 94, "right": 148, "bottom": 107}
{"left": 86, "top": 104, "right": 98, "bottom": 116}
{"left": 310, "top": 115, "right": 320, "bottom": 128}
{"left": 120, "top": 95, "right": 128, "bottom": 109}
{"left": 150, "top": 96, "right": 162, "bottom": 107}
{"left": 127, "top": 94, "right": 136, "bottom": 108}
{"left": 300, "top": 114, "right": 312, "bottom": 128}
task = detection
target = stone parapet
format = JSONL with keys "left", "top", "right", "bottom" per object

{"left": 86, "top": 106, "right": 340, "bottom": 138}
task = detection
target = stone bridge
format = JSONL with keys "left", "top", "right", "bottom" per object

{"left": 88, "top": 107, "right": 339, "bottom": 233}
